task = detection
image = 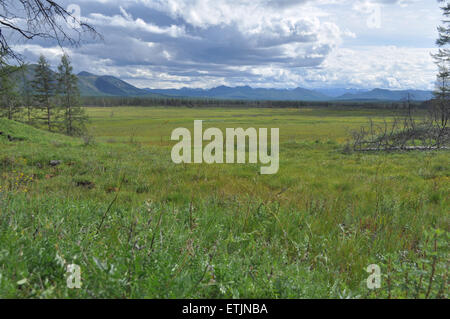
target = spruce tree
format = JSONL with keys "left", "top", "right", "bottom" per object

{"left": 57, "top": 54, "right": 87, "bottom": 136}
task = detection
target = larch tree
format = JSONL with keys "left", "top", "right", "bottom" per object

{"left": 57, "top": 54, "right": 87, "bottom": 136}
{"left": 32, "top": 54, "right": 57, "bottom": 131}
{"left": 0, "top": 1, "right": 98, "bottom": 129}
{"left": 433, "top": 0, "right": 450, "bottom": 135}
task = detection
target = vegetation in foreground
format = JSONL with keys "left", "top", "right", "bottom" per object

{"left": 0, "top": 107, "right": 448, "bottom": 298}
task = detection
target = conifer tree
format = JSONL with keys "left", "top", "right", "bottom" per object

{"left": 432, "top": 0, "right": 450, "bottom": 132}
{"left": 57, "top": 54, "right": 87, "bottom": 136}
{"left": 32, "top": 54, "right": 57, "bottom": 131}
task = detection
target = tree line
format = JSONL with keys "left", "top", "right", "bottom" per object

{"left": 0, "top": 53, "right": 87, "bottom": 136}
{"left": 81, "top": 95, "right": 429, "bottom": 110}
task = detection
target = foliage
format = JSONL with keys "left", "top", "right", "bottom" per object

{"left": 31, "top": 55, "right": 58, "bottom": 132}
{"left": 0, "top": 51, "right": 21, "bottom": 120}
{"left": 0, "top": 107, "right": 448, "bottom": 298}
{"left": 57, "top": 54, "right": 88, "bottom": 136}
{"left": 81, "top": 95, "right": 431, "bottom": 110}
{"left": 432, "top": 0, "right": 450, "bottom": 143}
{"left": 0, "top": 53, "right": 88, "bottom": 136}
{"left": 372, "top": 229, "right": 448, "bottom": 299}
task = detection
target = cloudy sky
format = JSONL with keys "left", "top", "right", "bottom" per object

{"left": 12, "top": 0, "right": 443, "bottom": 90}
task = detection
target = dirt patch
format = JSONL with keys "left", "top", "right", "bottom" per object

{"left": 75, "top": 180, "right": 95, "bottom": 189}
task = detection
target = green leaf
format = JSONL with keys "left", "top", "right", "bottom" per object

{"left": 17, "top": 278, "right": 28, "bottom": 285}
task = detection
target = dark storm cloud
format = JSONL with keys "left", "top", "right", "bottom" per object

{"left": 14, "top": 0, "right": 332, "bottom": 88}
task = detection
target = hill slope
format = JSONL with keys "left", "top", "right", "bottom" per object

{"left": 11, "top": 65, "right": 161, "bottom": 97}
{"left": 77, "top": 72, "right": 157, "bottom": 97}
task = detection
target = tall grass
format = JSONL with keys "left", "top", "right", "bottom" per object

{"left": 0, "top": 107, "right": 448, "bottom": 298}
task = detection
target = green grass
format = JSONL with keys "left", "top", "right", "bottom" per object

{"left": 0, "top": 107, "right": 448, "bottom": 298}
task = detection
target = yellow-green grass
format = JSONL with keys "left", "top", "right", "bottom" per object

{"left": 87, "top": 107, "right": 406, "bottom": 144}
{"left": 0, "top": 107, "right": 448, "bottom": 299}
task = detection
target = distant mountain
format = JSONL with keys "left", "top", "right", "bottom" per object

{"left": 12, "top": 66, "right": 160, "bottom": 97}
{"left": 314, "top": 88, "right": 370, "bottom": 98}
{"left": 145, "top": 86, "right": 433, "bottom": 101}
{"left": 12, "top": 66, "right": 434, "bottom": 101}
{"left": 145, "top": 85, "right": 330, "bottom": 101}
{"left": 77, "top": 72, "right": 158, "bottom": 97}
{"left": 336, "top": 88, "right": 433, "bottom": 101}
{"left": 10, "top": 64, "right": 55, "bottom": 89}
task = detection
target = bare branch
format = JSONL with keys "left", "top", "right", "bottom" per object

{"left": 0, "top": 0, "right": 101, "bottom": 62}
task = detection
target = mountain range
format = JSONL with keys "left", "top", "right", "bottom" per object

{"left": 77, "top": 72, "right": 435, "bottom": 101}
{"left": 77, "top": 71, "right": 162, "bottom": 97}
{"left": 15, "top": 65, "right": 435, "bottom": 102}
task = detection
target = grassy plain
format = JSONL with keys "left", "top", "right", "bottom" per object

{"left": 0, "top": 106, "right": 448, "bottom": 298}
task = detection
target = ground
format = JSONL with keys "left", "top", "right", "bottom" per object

{"left": 0, "top": 107, "right": 448, "bottom": 298}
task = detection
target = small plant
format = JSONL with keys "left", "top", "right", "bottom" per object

{"left": 81, "top": 133, "right": 95, "bottom": 146}
{"left": 1, "top": 170, "right": 33, "bottom": 194}
{"left": 369, "top": 228, "right": 449, "bottom": 299}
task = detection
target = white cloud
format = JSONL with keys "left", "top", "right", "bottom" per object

{"left": 86, "top": 12, "right": 188, "bottom": 38}
{"left": 312, "top": 46, "right": 438, "bottom": 90}
{"left": 11, "top": 0, "right": 442, "bottom": 90}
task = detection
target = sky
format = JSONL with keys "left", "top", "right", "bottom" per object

{"left": 11, "top": 0, "right": 444, "bottom": 90}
